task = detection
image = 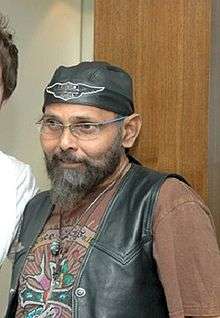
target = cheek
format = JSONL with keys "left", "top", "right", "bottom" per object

{"left": 40, "top": 136, "right": 59, "bottom": 154}
{"left": 81, "top": 142, "right": 107, "bottom": 158}
{"left": 80, "top": 133, "right": 118, "bottom": 159}
{"left": 82, "top": 127, "right": 123, "bottom": 159}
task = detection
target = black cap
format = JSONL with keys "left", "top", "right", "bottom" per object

{"left": 43, "top": 61, "right": 134, "bottom": 116}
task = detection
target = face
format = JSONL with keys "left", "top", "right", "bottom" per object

{"left": 41, "top": 103, "right": 127, "bottom": 209}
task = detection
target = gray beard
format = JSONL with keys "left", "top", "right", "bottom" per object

{"left": 45, "top": 133, "right": 123, "bottom": 210}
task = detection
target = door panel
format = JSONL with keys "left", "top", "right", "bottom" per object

{"left": 94, "top": 0, "right": 211, "bottom": 202}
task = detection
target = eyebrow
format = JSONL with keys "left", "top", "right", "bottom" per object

{"left": 41, "top": 113, "right": 102, "bottom": 123}
{"left": 69, "top": 115, "right": 98, "bottom": 122}
{"left": 38, "top": 114, "right": 60, "bottom": 122}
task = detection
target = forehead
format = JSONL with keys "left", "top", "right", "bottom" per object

{"left": 44, "top": 103, "right": 116, "bottom": 120}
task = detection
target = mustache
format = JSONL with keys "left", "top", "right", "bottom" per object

{"left": 50, "top": 151, "right": 85, "bottom": 164}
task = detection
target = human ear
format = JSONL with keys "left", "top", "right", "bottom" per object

{"left": 121, "top": 114, "right": 142, "bottom": 148}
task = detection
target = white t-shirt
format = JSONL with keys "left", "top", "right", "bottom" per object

{"left": 0, "top": 151, "right": 38, "bottom": 265}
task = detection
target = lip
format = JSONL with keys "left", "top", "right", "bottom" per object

{"left": 59, "top": 161, "right": 82, "bottom": 168}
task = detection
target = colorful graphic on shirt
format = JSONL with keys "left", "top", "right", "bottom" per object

{"left": 19, "top": 255, "right": 74, "bottom": 317}
{"left": 16, "top": 192, "right": 113, "bottom": 318}
{"left": 24, "top": 305, "right": 61, "bottom": 318}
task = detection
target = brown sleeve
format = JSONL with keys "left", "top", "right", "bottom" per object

{"left": 153, "top": 178, "right": 220, "bottom": 318}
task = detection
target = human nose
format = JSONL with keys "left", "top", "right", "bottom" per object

{"left": 59, "top": 125, "right": 79, "bottom": 151}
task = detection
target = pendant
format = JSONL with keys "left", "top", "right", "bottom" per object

{"left": 50, "top": 239, "right": 61, "bottom": 256}
{"left": 53, "top": 263, "right": 61, "bottom": 281}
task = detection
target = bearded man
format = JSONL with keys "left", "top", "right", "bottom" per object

{"left": 6, "top": 62, "right": 220, "bottom": 318}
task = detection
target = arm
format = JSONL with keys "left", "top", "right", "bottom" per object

{"left": 16, "top": 164, "right": 39, "bottom": 221}
{"left": 6, "top": 164, "right": 38, "bottom": 261}
{"left": 0, "top": 159, "right": 38, "bottom": 266}
{"left": 13, "top": 164, "right": 38, "bottom": 241}
{"left": 153, "top": 178, "right": 220, "bottom": 318}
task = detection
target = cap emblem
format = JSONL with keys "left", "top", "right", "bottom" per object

{"left": 46, "top": 82, "right": 105, "bottom": 101}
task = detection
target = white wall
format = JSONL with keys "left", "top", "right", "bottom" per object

{"left": 0, "top": 0, "right": 82, "bottom": 189}
{"left": 0, "top": 0, "right": 94, "bottom": 314}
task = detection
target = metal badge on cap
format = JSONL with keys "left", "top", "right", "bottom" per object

{"left": 46, "top": 82, "right": 105, "bottom": 101}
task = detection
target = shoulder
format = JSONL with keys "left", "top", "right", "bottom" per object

{"left": 157, "top": 177, "right": 204, "bottom": 207}
{"left": 0, "top": 150, "right": 32, "bottom": 176}
{"left": 25, "top": 190, "right": 51, "bottom": 209}
{"left": 153, "top": 177, "right": 214, "bottom": 231}
{"left": 0, "top": 151, "right": 38, "bottom": 200}
{"left": 22, "top": 190, "right": 51, "bottom": 222}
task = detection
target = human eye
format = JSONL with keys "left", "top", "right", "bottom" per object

{"left": 43, "top": 118, "right": 62, "bottom": 131}
{"left": 74, "top": 123, "right": 99, "bottom": 135}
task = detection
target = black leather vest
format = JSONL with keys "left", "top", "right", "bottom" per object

{"left": 6, "top": 164, "right": 181, "bottom": 317}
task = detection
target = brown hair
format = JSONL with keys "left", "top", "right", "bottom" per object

{"left": 0, "top": 13, "right": 18, "bottom": 101}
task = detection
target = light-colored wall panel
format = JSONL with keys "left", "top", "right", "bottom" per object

{"left": 0, "top": 0, "right": 82, "bottom": 190}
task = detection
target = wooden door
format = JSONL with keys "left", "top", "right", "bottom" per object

{"left": 94, "top": 0, "right": 211, "bottom": 202}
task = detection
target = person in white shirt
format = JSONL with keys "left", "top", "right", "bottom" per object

{"left": 0, "top": 13, "right": 38, "bottom": 265}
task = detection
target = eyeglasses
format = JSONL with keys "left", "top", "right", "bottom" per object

{"left": 36, "top": 115, "right": 127, "bottom": 141}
